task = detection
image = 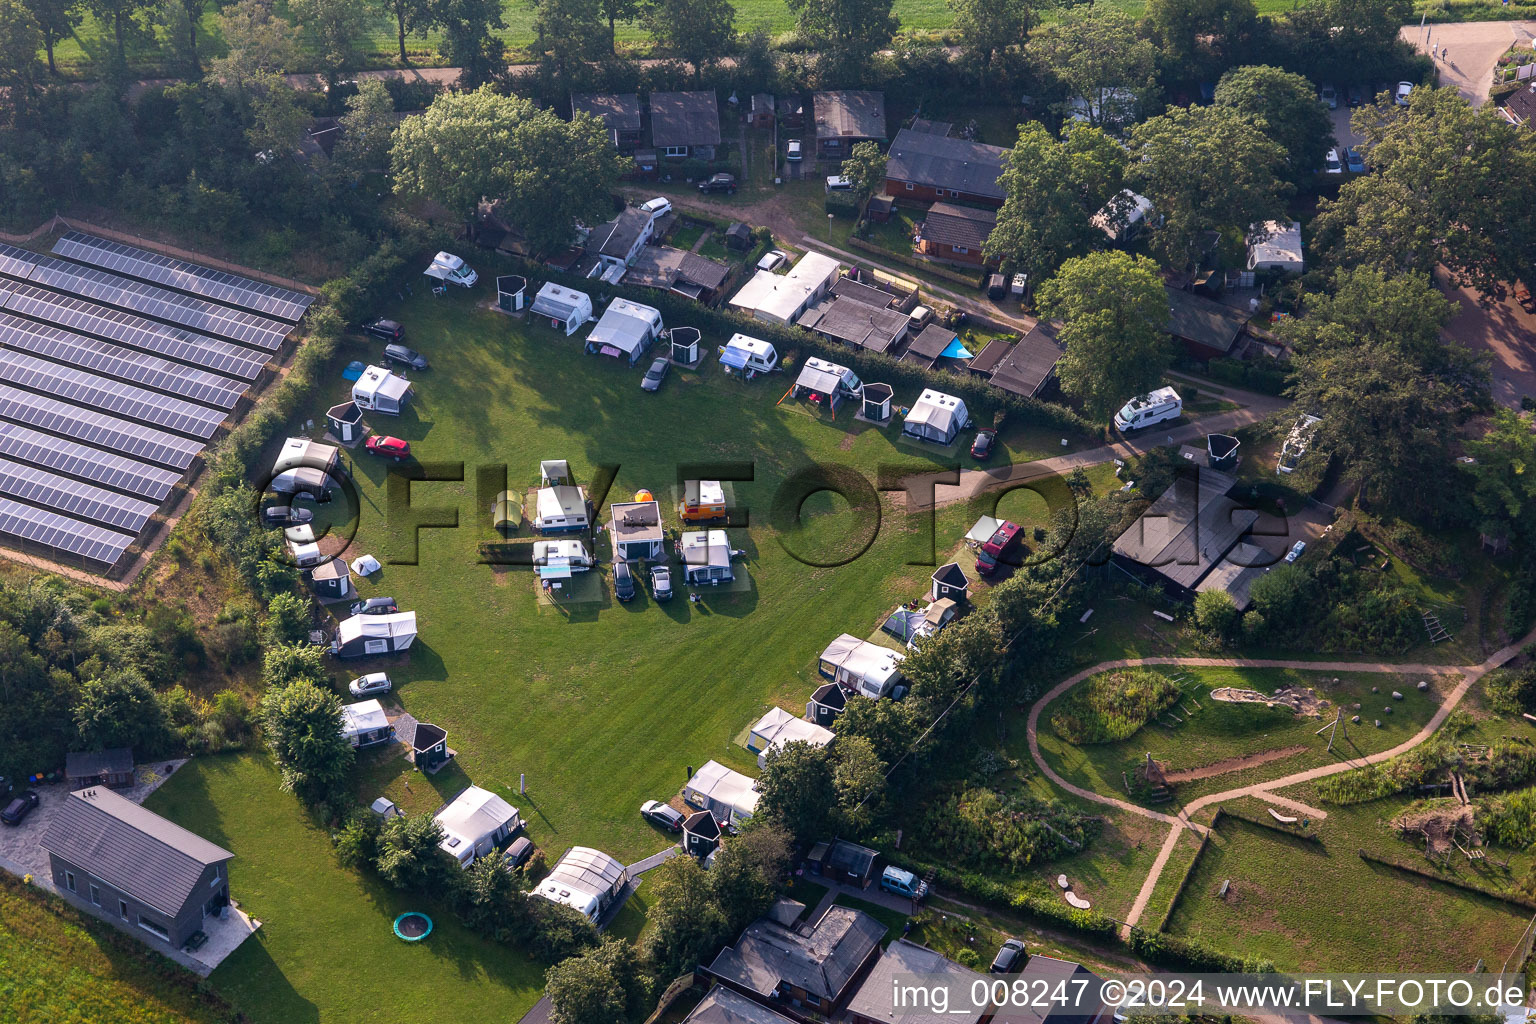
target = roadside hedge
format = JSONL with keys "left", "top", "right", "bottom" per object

{"left": 845, "top": 235, "right": 989, "bottom": 290}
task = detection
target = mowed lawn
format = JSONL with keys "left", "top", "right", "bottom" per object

{"left": 147, "top": 753, "right": 549, "bottom": 1024}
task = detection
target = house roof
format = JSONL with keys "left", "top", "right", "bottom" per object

{"left": 987, "top": 325, "right": 1064, "bottom": 399}
{"left": 650, "top": 91, "right": 721, "bottom": 148}
{"left": 967, "top": 338, "right": 1011, "bottom": 376}
{"left": 394, "top": 712, "right": 447, "bottom": 753}
{"left": 920, "top": 203, "right": 997, "bottom": 251}
{"left": 683, "top": 810, "right": 721, "bottom": 839}
{"left": 751, "top": 93, "right": 775, "bottom": 114}
{"left": 1165, "top": 287, "right": 1248, "bottom": 355}
{"left": 813, "top": 91, "right": 886, "bottom": 141}
{"left": 829, "top": 276, "right": 893, "bottom": 309}
{"left": 1194, "top": 540, "right": 1267, "bottom": 612}
{"left": 611, "top": 499, "right": 664, "bottom": 543}
{"left": 798, "top": 296, "right": 909, "bottom": 353}
{"left": 1111, "top": 464, "right": 1256, "bottom": 590}
{"left": 932, "top": 561, "right": 968, "bottom": 589}
{"left": 906, "top": 323, "right": 960, "bottom": 364}
{"left": 823, "top": 838, "right": 877, "bottom": 877}
{"left": 1010, "top": 956, "right": 1108, "bottom": 1024}
{"left": 65, "top": 748, "right": 133, "bottom": 779}
{"left": 627, "top": 246, "right": 730, "bottom": 293}
{"left": 845, "top": 939, "right": 991, "bottom": 1024}
{"left": 887, "top": 129, "right": 1006, "bottom": 200}
{"left": 1503, "top": 82, "right": 1536, "bottom": 128}
{"left": 571, "top": 92, "right": 642, "bottom": 132}
{"left": 684, "top": 986, "right": 798, "bottom": 1024}
{"left": 908, "top": 117, "right": 952, "bottom": 136}
{"left": 708, "top": 905, "right": 885, "bottom": 1004}
{"left": 41, "top": 787, "right": 232, "bottom": 919}
{"left": 728, "top": 252, "right": 841, "bottom": 322}
{"left": 588, "top": 207, "right": 653, "bottom": 260}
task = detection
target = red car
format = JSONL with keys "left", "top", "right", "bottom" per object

{"left": 976, "top": 520, "right": 1022, "bottom": 577}
{"left": 365, "top": 435, "right": 410, "bottom": 461}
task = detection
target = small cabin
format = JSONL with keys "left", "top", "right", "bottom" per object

{"left": 611, "top": 499, "right": 664, "bottom": 561}
{"left": 65, "top": 748, "right": 134, "bottom": 791}
{"left": 308, "top": 556, "right": 354, "bottom": 601}
{"left": 496, "top": 274, "right": 527, "bottom": 312}
{"left": 806, "top": 682, "right": 847, "bottom": 727}
{"left": 860, "top": 383, "right": 893, "bottom": 423}
{"left": 683, "top": 810, "right": 721, "bottom": 860}
{"left": 325, "top": 401, "right": 364, "bottom": 444}
{"left": 930, "top": 562, "right": 969, "bottom": 604}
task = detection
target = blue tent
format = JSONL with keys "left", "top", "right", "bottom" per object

{"left": 940, "top": 337, "right": 974, "bottom": 360}
{"left": 342, "top": 360, "right": 367, "bottom": 381}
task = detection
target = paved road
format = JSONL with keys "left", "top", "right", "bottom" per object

{"left": 1401, "top": 20, "right": 1536, "bottom": 107}
{"left": 1023, "top": 631, "right": 1536, "bottom": 932}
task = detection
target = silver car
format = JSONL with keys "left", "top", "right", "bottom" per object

{"left": 348, "top": 672, "right": 392, "bottom": 696}
{"left": 641, "top": 357, "right": 669, "bottom": 392}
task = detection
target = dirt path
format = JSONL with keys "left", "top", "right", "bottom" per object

{"left": 1253, "top": 791, "right": 1328, "bottom": 819}
{"left": 1162, "top": 746, "right": 1308, "bottom": 784}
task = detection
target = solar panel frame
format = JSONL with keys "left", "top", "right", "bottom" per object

{"left": 0, "top": 282, "right": 270, "bottom": 380}
{"left": 26, "top": 258, "right": 292, "bottom": 349}
{"left": 0, "top": 456, "right": 158, "bottom": 532}
{"left": 0, "top": 313, "right": 247, "bottom": 409}
{"left": 0, "top": 384, "right": 201, "bottom": 469}
{"left": 0, "top": 491, "right": 136, "bottom": 567}
{"left": 53, "top": 232, "right": 314, "bottom": 322}
{"left": 0, "top": 349, "right": 226, "bottom": 439}
{"left": 0, "top": 242, "right": 45, "bottom": 279}
{"left": 0, "top": 421, "right": 179, "bottom": 502}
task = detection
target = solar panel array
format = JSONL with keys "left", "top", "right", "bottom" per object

{"left": 0, "top": 234, "right": 310, "bottom": 571}
{"left": 54, "top": 232, "right": 313, "bottom": 322}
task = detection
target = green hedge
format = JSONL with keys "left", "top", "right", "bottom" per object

{"left": 1183, "top": 356, "right": 1291, "bottom": 396}
{"left": 1127, "top": 926, "right": 1269, "bottom": 972}
{"left": 844, "top": 235, "right": 988, "bottom": 290}
{"left": 1355, "top": 849, "right": 1536, "bottom": 910}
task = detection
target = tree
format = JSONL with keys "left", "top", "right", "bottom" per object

{"left": 422, "top": 0, "right": 505, "bottom": 88}
{"left": 707, "top": 821, "right": 791, "bottom": 930}
{"left": 375, "top": 811, "right": 450, "bottom": 888}
{"left": 260, "top": 679, "right": 353, "bottom": 806}
{"left": 839, "top": 140, "right": 886, "bottom": 208}
{"left": 641, "top": 0, "right": 734, "bottom": 79}
{"left": 1280, "top": 266, "right": 1457, "bottom": 368}
{"left": 154, "top": 0, "right": 204, "bottom": 76}
{"left": 784, "top": 0, "right": 896, "bottom": 72}
{"left": 73, "top": 670, "right": 168, "bottom": 752}
{"left": 642, "top": 854, "right": 726, "bottom": 977}
{"left": 21, "top": 0, "right": 82, "bottom": 76}
{"left": 1465, "top": 409, "right": 1536, "bottom": 547}
{"left": 456, "top": 854, "right": 522, "bottom": 939}
{"left": 1287, "top": 0, "right": 1410, "bottom": 80}
{"left": 334, "top": 77, "right": 399, "bottom": 173}
{"left": 1312, "top": 87, "right": 1536, "bottom": 295}
{"left": 89, "top": 0, "right": 150, "bottom": 64}
{"left": 261, "top": 592, "right": 311, "bottom": 646}
{"left": 211, "top": 0, "right": 299, "bottom": 84}
{"left": 545, "top": 941, "right": 646, "bottom": 1024}
{"left": 1031, "top": 7, "right": 1155, "bottom": 132}
{"left": 1193, "top": 590, "right": 1240, "bottom": 641}
{"left": 1214, "top": 65, "right": 1333, "bottom": 186}
{"left": 755, "top": 740, "right": 838, "bottom": 842}
{"left": 0, "top": 0, "right": 43, "bottom": 99}
{"left": 1037, "top": 251, "right": 1171, "bottom": 420}
{"left": 263, "top": 641, "right": 329, "bottom": 689}
{"left": 832, "top": 734, "right": 886, "bottom": 831}
{"left": 984, "top": 121, "right": 1126, "bottom": 282}
{"left": 1127, "top": 104, "right": 1288, "bottom": 272}
{"left": 598, "top": 0, "right": 634, "bottom": 52}
{"left": 392, "top": 88, "right": 627, "bottom": 255}
{"left": 1146, "top": 0, "right": 1256, "bottom": 80}
{"left": 373, "top": 0, "right": 430, "bottom": 64}
{"left": 289, "top": 0, "right": 371, "bottom": 90}
{"left": 949, "top": 0, "right": 1033, "bottom": 85}
{"left": 528, "top": 0, "right": 604, "bottom": 93}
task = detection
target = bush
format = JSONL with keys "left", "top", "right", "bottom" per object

{"left": 1194, "top": 590, "right": 1240, "bottom": 641}
{"left": 915, "top": 787, "right": 1102, "bottom": 872}
{"left": 1050, "top": 669, "right": 1181, "bottom": 744}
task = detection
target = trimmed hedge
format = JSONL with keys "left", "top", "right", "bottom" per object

{"left": 1127, "top": 926, "right": 1265, "bottom": 972}
{"left": 1154, "top": 824, "right": 1212, "bottom": 932}
{"left": 1356, "top": 849, "right": 1536, "bottom": 911}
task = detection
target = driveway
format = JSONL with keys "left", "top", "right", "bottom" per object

{"left": 1400, "top": 20, "right": 1536, "bottom": 106}
{"left": 1440, "top": 279, "right": 1536, "bottom": 409}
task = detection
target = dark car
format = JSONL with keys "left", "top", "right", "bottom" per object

{"left": 350, "top": 596, "right": 398, "bottom": 615}
{"left": 986, "top": 274, "right": 1007, "bottom": 300}
{"left": 1347, "top": 83, "right": 1365, "bottom": 107}
{"left": 698, "top": 172, "right": 737, "bottom": 194}
{"left": 641, "top": 800, "right": 684, "bottom": 831}
{"left": 970, "top": 429, "right": 997, "bottom": 460}
{"left": 503, "top": 836, "right": 534, "bottom": 871}
{"left": 262, "top": 505, "right": 314, "bottom": 527}
{"left": 614, "top": 560, "right": 636, "bottom": 602}
{"left": 1, "top": 790, "right": 39, "bottom": 826}
{"left": 383, "top": 343, "right": 429, "bottom": 370}
{"left": 363, "top": 318, "right": 404, "bottom": 342}
{"left": 991, "top": 938, "right": 1026, "bottom": 973}
{"left": 641, "top": 357, "right": 669, "bottom": 393}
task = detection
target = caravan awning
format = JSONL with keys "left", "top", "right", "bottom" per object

{"left": 719, "top": 346, "right": 750, "bottom": 369}
{"left": 795, "top": 363, "right": 844, "bottom": 394}
{"left": 966, "top": 515, "right": 1003, "bottom": 545}
{"left": 940, "top": 337, "right": 973, "bottom": 359}
{"left": 539, "top": 563, "right": 573, "bottom": 580}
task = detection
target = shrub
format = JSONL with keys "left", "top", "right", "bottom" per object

{"left": 1050, "top": 669, "right": 1181, "bottom": 744}
{"left": 915, "top": 787, "right": 1102, "bottom": 872}
{"left": 1193, "top": 590, "right": 1240, "bottom": 641}
{"left": 1483, "top": 787, "right": 1536, "bottom": 849}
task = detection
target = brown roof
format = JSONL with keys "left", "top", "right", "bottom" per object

{"left": 571, "top": 93, "right": 642, "bottom": 132}
{"left": 987, "top": 325, "right": 1064, "bottom": 398}
{"left": 627, "top": 246, "right": 730, "bottom": 294}
{"left": 1504, "top": 83, "right": 1536, "bottom": 128}
{"left": 813, "top": 91, "right": 886, "bottom": 141}
{"left": 650, "top": 92, "right": 721, "bottom": 148}
{"left": 921, "top": 203, "right": 997, "bottom": 251}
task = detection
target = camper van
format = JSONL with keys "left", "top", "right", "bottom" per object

{"left": 1113, "top": 387, "right": 1182, "bottom": 432}
{"left": 424, "top": 252, "right": 478, "bottom": 288}
{"left": 721, "top": 334, "right": 779, "bottom": 374}
{"left": 532, "top": 539, "right": 593, "bottom": 572}
{"left": 680, "top": 480, "right": 727, "bottom": 523}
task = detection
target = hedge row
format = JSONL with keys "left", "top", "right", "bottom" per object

{"left": 1126, "top": 926, "right": 1260, "bottom": 972}
{"left": 844, "top": 235, "right": 989, "bottom": 290}
{"left": 519, "top": 259, "right": 1093, "bottom": 435}
{"left": 1215, "top": 806, "right": 1325, "bottom": 845}
{"left": 944, "top": 869, "right": 1123, "bottom": 940}
{"left": 1356, "top": 849, "right": 1536, "bottom": 911}
{"left": 1153, "top": 823, "right": 1212, "bottom": 932}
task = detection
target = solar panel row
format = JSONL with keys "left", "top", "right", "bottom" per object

{"left": 0, "top": 281, "right": 270, "bottom": 379}
{"left": 0, "top": 456, "right": 158, "bottom": 533}
{"left": 53, "top": 232, "right": 314, "bottom": 322}
{"left": 0, "top": 421, "right": 180, "bottom": 502}
{"left": 27, "top": 258, "right": 291, "bottom": 349}
{"left": 0, "top": 313, "right": 247, "bottom": 409}
{"left": 0, "top": 384, "right": 201, "bottom": 469}
{"left": 0, "top": 492, "right": 135, "bottom": 567}
{"left": 0, "top": 242, "right": 43, "bottom": 279}
{"left": 0, "top": 349, "right": 226, "bottom": 439}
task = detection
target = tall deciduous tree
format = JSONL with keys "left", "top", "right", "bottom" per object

{"left": 373, "top": 0, "right": 430, "bottom": 64}
{"left": 1465, "top": 409, "right": 1536, "bottom": 547}
{"left": 840, "top": 139, "right": 886, "bottom": 207}
{"left": 89, "top": 0, "right": 150, "bottom": 64}
{"left": 1126, "top": 104, "right": 1288, "bottom": 272}
{"left": 784, "top": 0, "right": 896, "bottom": 72}
{"left": 1037, "top": 250, "right": 1172, "bottom": 420}
{"left": 1214, "top": 64, "right": 1333, "bottom": 186}
{"left": 423, "top": 0, "right": 505, "bottom": 88}
{"left": 211, "top": 0, "right": 299, "bottom": 84}
{"left": 392, "top": 88, "right": 627, "bottom": 254}
{"left": 529, "top": 0, "right": 604, "bottom": 92}
{"left": 598, "top": 0, "right": 634, "bottom": 52}
{"left": 755, "top": 739, "right": 838, "bottom": 843}
{"left": 949, "top": 0, "right": 1033, "bottom": 85}
{"left": 0, "top": 0, "right": 43, "bottom": 98}
{"left": 335, "top": 78, "right": 399, "bottom": 174}
{"left": 832, "top": 733, "right": 886, "bottom": 831}
{"left": 259, "top": 678, "right": 353, "bottom": 806}
{"left": 708, "top": 821, "right": 791, "bottom": 930}
{"left": 545, "top": 941, "right": 646, "bottom": 1024}
{"left": 1281, "top": 266, "right": 1456, "bottom": 367}
{"left": 22, "top": 0, "right": 83, "bottom": 76}
{"left": 1030, "top": 7, "right": 1155, "bottom": 132}
{"left": 375, "top": 812, "right": 449, "bottom": 888}
{"left": 73, "top": 670, "right": 167, "bottom": 752}
{"left": 641, "top": 854, "right": 726, "bottom": 977}
{"left": 289, "top": 0, "right": 371, "bottom": 90}
{"left": 984, "top": 121, "right": 1126, "bottom": 282}
{"left": 1146, "top": 0, "right": 1256, "bottom": 80}
{"left": 642, "top": 0, "right": 734, "bottom": 79}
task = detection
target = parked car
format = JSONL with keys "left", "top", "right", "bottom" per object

{"left": 986, "top": 273, "right": 1007, "bottom": 300}
{"left": 640, "top": 197, "right": 672, "bottom": 217}
{"left": 348, "top": 671, "right": 392, "bottom": 696}
{"left": 757, "top": 249, "right": 788, "bottom": 271}
{"left": 976, "top": 520, "right": 1022, "bottom": 577}
{"left": 641, "top": 799, "right": 684, "bottom": 831}
{"left": 1285, "top": 540, "right": 1307, "bottom": 563}
{"left": 650, "top": 564, "right": 673, "bottom": 601}
{"left": 698, "top": 173, "right": 737, "bottom": 194}
{"left": 1319, "top": 83, "right": 1338, "bottom": 109}
{"left": 1347, "top": 83, "right": 1365, "bottom": 107}
{"left": 614, "top": 560, "right": 636, "bottom": 602}
{"left": 1345, "top": 147, "right": 1366, "bottom": 173}
{"left": 1396, "top": 81, "right": 1414, "bottom": 105}
{"left": 503, "top": 836, "right": 533, "bottom": 871}
{"left": 641, "top": 357, "right": 669, "bottom": 393}
{"left": 426, "top": 251, "right": 477, "bottom": 288}
{"left": 880, "top": 865, "right": 928, "bottom": 900}
{"left": 383, "top": 343, "right": 429, "bottom": 370}
{"left": 363, "top": 317, "right": 404, "bottom": 342}
{"left": 991, "top": 938, "right": 1026, "bottom": 973}
{"left": 786, "top": 139, "right": 802, "bottom": 162}
{"left": 970, "top": 429, "right": 997, "bottom": 460}
{"left": 0, "top": 790, "right": 39, "bottom": 826}
{"left": 825, "top": 175, "right": 852, "bottom": 192}
{"left": 351, "top": 596, "right": 398, "bottom": 616}
{"left": 262, "top": 505, "right": 313, "bottom": 527}
{"left": 365, "top": 435, "right": 411, "bottom": 461}
{"left": 1323, "top": 149, "right": 1343, "bottom": 175}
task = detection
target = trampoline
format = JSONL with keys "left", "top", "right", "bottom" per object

{"left": 393, "top": 912, "right": 434, "bottom": 941}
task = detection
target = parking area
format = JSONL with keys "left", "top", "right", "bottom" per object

{"left": 1442, "top": 280, "right": 1536, "bottom": 409}
{"left": 1400, "top": 20, "right": 1536, "bottom": 106}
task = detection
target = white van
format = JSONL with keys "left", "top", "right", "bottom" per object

{"left": 1113, "top": 386, "right": 1182, "bottom": 432}
{"left": 424, "top": 251, "right": 478, "bottom": 288}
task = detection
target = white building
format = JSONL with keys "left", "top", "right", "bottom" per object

{"left": 533, "top": 847, "right": 630, "bottom": 921}
{"left": 683, "top": 760, "right": 760, "bottom": 825}
{"left": 728, "top": 251, "right": 840, "bottom": 324}
{"left": 339, "top": 699, "right": 393, "bottom": 748}
{"left": 435, "top": 785, "right": 521, "bottom": 869}
{"left": 747, "top": 707, "right": 835, "bottom": 768}
{"left": 1247, "top": 220, "right": 1304, "bottom": 274}
{"left": 818, "top": 633, "right": 905, "bottom": 698}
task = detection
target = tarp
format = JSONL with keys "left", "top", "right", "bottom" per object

{"left": 966, "top": 516, "right": 1003, "bottom": 546}
{"left": 719, "top": 346, "right": 750, "bottom": 369}
{"left": 539, "top": 564, "right": 573, "bottom": 580}
{"left": 940, "top": 338, "right": 973, "bottom": 359}
{"left": 342, "top": 361, "right": 366, "bottom": 381}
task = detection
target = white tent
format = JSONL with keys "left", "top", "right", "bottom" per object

{"left": 748, "top": 707, "right": 834, "bottom": 768}
{"left": 901, "top": 389, "right": 969, "bottom": 445}
{"left": 540, "top": 459, "right": 572, "bottom": 486}
{"left": 1247, "top": 220, "right": 1304, "bottom": 274}
{"left": 965, "top": 515, "right": 1004, "bottom": 546}
{"left": 683, "top": 760, "right": 760, "bottom": 824}
{"left": 534, "top": 847, "right": 630, "bottom": 921}
{"left": 585, "top": 298, "right": 663, "bottom": 365}
{"left": 340, "top": 699, "right": 392, "bottom": 748}
{"left": 435, "top": 785, "right": 521, "bottom": 868}
{"left": 333, "top": 610, "right": 417, "bottom": 658}
{"left": 350, "top": 554, "right": 381, "bottom": 576}
{"left": 818, "top": 633, "right": 905, "bottom": 698}
{"left": 680, "top": 529, "right": 733, "bottom": 584}
{"left": 352, "top": 364, "right": 413, "bottom": 416}
{"left": 529, "top": 283, "right": 594, "bottom": 336}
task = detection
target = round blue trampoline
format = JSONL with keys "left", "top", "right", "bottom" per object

{"left": 393, "top": 912, "right": 433, "bottom": 941}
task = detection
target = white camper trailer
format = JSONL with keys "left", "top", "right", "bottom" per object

{"left": 352, "top": 365, "right": 413, "bottom": 416}
{"left": 901, "top": 389, "right": 969, "bottom": 445}
{"left": 533, "top": 847, "right": 630, "bottom": 921}
{"left": 435, "top": 786, "right": 521, "bottom": 868}
{"left": 424, "top": 251, "right": 479, "bottom": 288}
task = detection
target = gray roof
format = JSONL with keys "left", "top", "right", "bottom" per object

{"left": 1111, "top": 464, "right": 1255, "bottom": 590}
{"left": 651, "top": 92, "right": 721, "bottom": 148}
{"left": 986, "top": 325, "right": 1064, "bottom": 398}
{"left": 588, "top": 207, "right": 653, "bottom": 260}
{"left": 571, "top": 93, "right": 642, "bottom": 132}
{"left": 887, "top": 129, "right": 1007, "bottom": 200}
{"left": 921, "top": 203, "right": 997, "bottom": 251}
{"left": 1165, "top": 287, "right": 1247, "bottom": 354}
{"left": 66, "top": 748, "right": 133, "bottom": 779}
{"left": 829, "top": 276, "right": 893, "bottom": 309}
{"left": 823, "top": 838, "right": 877, "bottom": 876}
{"left": 814, "top": 91, "right": 886, "bottom": 141}
{"left": 810, "top": 682, "right": 846, "bottom": 710}
{"left": 908, "top": 117, "right": 953, "bottom": 136}
{"left": 41, "top": 787, "right": 232, "bottom": 918}
{"left": 708, "top": 905, "right": 885, "bottom": 1003}
{"left": 684, "top": 986, "right": 798, "bottom": 1024}
{"left": 905, "top": 323, "right": 960, "bottom": 364}
{"left": 627, "top": 246, "right": 730, "bottom": 293}
{"left": 1011, "top": 955, "right": 1109, "bottom": 1024}
{"left": 845, "top": 939, "right": 990, "bottom": 1024}
{"left": 798, "top": 296, "right": 909, "bottom": 353}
